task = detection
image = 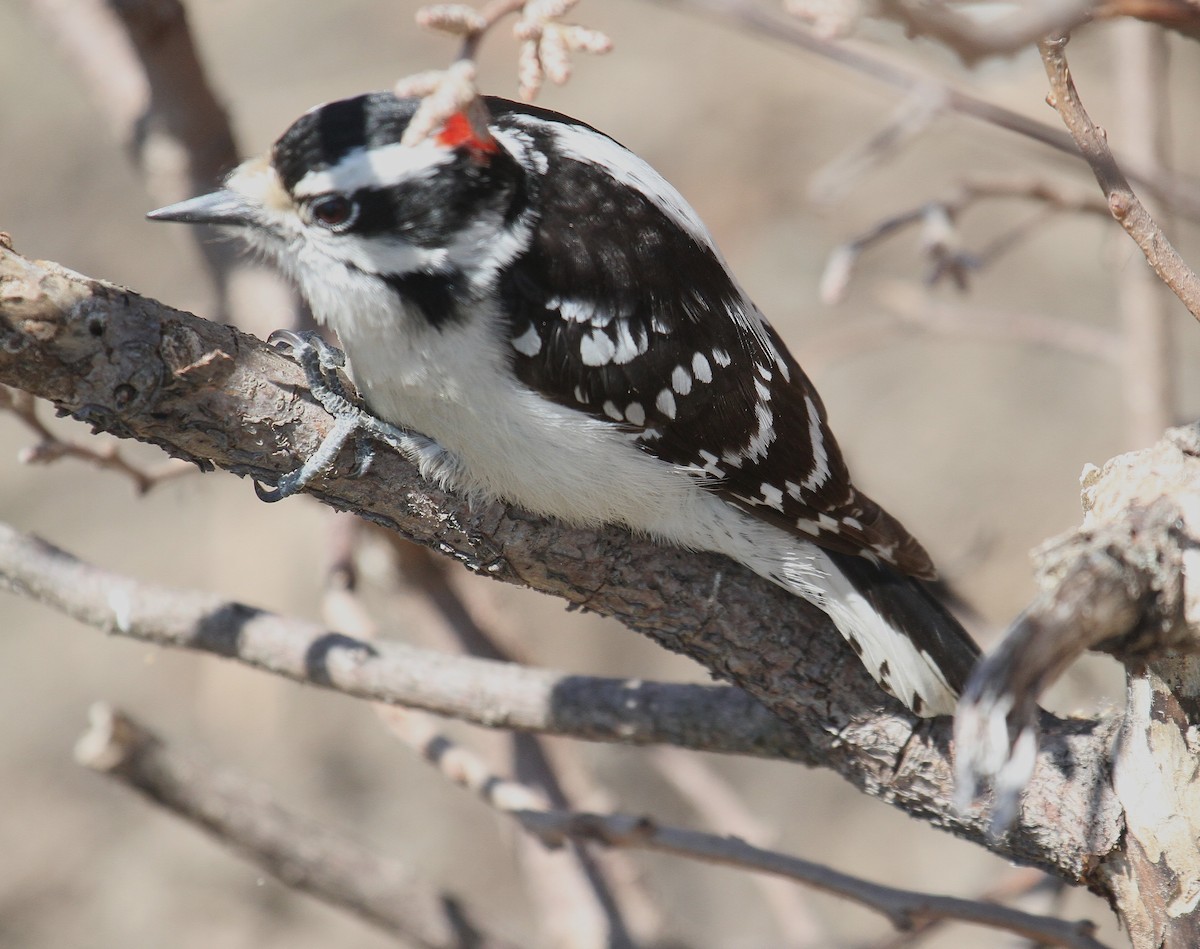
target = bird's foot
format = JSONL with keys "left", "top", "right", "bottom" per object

{"left": 254, "top": 330, "right": 417, "bottom": 502}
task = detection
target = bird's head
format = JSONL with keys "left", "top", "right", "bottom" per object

{"left": 149, "top": 92, "right": 528, "bottom": 323}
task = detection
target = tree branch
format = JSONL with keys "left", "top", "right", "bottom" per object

{"left": 75, "top": 703, "right": 517, "bottom": 949}
{"left": 875, "top": 0, "right": 1097, "bottom": 65}
{"left": 1039, "top": 34, "right": 1200, "bottom": 322}
{"left": 651, "top": 0, "right": 1200, "bottom": 222}
{"left": 0, "top": 242, "right": 1124, "bottom": 879}
{"left": 0, "top": 519, "right": 797, "bottom": 760}
{"left": 956, "top": 425, "right": 1200, "bottom": 832}
{"left": 383, "top": 700, "right": 1112, "bottom": 949}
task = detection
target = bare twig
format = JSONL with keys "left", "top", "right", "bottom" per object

{"left": 383, "top": 703, "right": 1111, "bottom": 949}
{"left": 820, "top": 176, "right": 1112, "bottom": 304}
{"left": 0, "top": 387, "right": 192, "bottom": 493}
{"left": 401, "top": 1, "right": 611, "bottom": 145}
{"left": 75, "top": 703, "right": 517, "bottom": 949}
{"left": 647, "top": 0, "right": 1200, "bottom": 222}
{"left": 521, "top": 811, "right": 1111, "bottom": 949}
{"left": 875, "top": 0, "right": 1097, "bottom": 64}
{"left": 807, "top": 81, "right": 948, "bottom": 207}
{"left": 650, "top": 746, "right": 828, "bottom": 946}
{"left": 868, "top": 868, "right": 1058, "bottom": 948}
{"left": 1039, "top": 35, "right": 1200, "bottom": 321}
{"left": 1096, "top": 0, "right": 1200, "bottom": 39}
{"left": 28, "top": 0, "right": 242, "bottom": 306}
{"left": 803, "top": 283, "right": 1122, "bottom": 372}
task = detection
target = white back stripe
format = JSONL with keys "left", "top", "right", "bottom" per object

{"left": 522, "top": 117, "right": 716, "bottom": 251}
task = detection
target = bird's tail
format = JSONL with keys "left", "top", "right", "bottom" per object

{"left": 812, "top": 548, "right": 980, "bottom": 716}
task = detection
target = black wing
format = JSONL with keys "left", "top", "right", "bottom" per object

{"left": 495, "top": 138, "right": 934, "bottom": 578}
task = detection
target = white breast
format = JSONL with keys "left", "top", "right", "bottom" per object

{"left": 305, "top": 270, "right": 702, "bottom": 533}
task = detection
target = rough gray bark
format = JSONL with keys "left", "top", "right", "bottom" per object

{"left": 957, "top": 427, "right": 1200, "bottom": 945}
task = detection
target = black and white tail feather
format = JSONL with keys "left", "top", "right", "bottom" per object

{"left": 149, "top": 92, "right": 979, "bottom": 716}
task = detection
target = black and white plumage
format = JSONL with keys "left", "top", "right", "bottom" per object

{"left": 150, "top": 92, "right": 979, "bottom": 716}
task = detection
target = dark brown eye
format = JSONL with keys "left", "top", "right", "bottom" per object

{"left": 309, "top": 194, "right": 357, "bottom": 231}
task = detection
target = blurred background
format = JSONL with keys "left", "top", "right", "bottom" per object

{"left": 3, "top": 1, "right": 1199, "bottom": 946}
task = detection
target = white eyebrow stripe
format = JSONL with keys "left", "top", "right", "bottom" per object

{"left": 292, "top": 140, "right": 453, "bottom": 197}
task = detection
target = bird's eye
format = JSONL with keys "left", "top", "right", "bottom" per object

{"left": 308, "top": 194, "right": 357, "bottom": 231}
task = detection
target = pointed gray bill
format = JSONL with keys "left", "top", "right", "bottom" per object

{"left": 147, "top": 189, "right": 256, "bottom": 227}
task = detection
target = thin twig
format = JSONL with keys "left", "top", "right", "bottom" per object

{"left": 401, "top": 1, "right": 611, "bottom": 144}
{"left": 647, "top": 0, "right": 1200, "bottom": 222}
{"left": 807, "top": 81, "right": 948, "bottom": 207}
{"left": 28, "top": 0, "right": 242, "bottom": 306}
{"left": 650, "top": 746, "right": 828, "bottom": 946}
{"left": 867, "top": 868, "right": 1058, "bottom": 949}
{"left": 802, "top": 283, "right": 1123, "bottom": 372}
{"left": 0, "top": 387, "right": 193, "bottom": 493}
{"left": 1039, "top": 34, "right": 1200, "bottom": 322}
{"left": 0, "top": 520, "right": 800, "bottom": 759}
{"left": 874, "top": 0, "right": 1097, "bottom": 64}
{"left": 397, "top": 718, "right": 1110, "bottom": 949}
{"left": 820, "top": 176, "right": 1112, "bottom": 304}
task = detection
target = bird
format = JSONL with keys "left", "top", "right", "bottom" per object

{"left": 149, "top": 91, "right": 979, "bottom": 716}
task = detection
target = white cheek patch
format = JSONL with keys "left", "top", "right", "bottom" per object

{"left": 292, "top": 139, "right": 453, "bottom": 198}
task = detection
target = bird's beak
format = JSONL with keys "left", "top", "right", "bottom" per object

{"left": 147, "top": 189, "right": 257, "bottom": 227}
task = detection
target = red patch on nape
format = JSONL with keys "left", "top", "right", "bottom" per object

{"left": 436, "top": 112, "right": 499, "bottom": 156}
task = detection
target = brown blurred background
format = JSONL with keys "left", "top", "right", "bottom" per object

{"left": 3, "top": 1, "right": 1199, "bottom": 946}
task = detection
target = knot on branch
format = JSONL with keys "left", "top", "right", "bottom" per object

{"left": 956, "top": 424, "right": 1200, "bottom": 830}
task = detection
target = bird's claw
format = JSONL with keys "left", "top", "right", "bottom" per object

{"left": 257, "top": 330, "right": 412, "bottom": 502}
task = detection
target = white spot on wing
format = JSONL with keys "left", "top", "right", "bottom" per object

{"left": 760, "top": 483, "right": 784, "bottom": 511}
{"left": 692, "top": 352, "right": 712, "bottom": 383}
{"left": 753, "top": 378, "right": 770, "bottom": 401}
{"left": 512, "top": 324, "right": 542, "bottom": 356}
{"left": 580, "top": 328, "right": 616, "bottom": 366}
{"left": 602, "top": 401, "right": 624, "bottom": 421}
{"left": 698, "top": 450, "right": 725, "bottom": 478}
{"left": 656, "top": 389, "right": 677, "bottom": 419}
{"left": 671, "top": 365, "right": 692, "bottom": 396}
{"left": 561, "top": 298, "right": 609, "bottom": 325}
{"left": 611, "top": 319, "right": 647, "bottom": 365}
{"left": 625, "top": 402, "right": 646, "bottom": 426}
{"left": 712, "top": 348, "right": 732, "bottom": 368}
